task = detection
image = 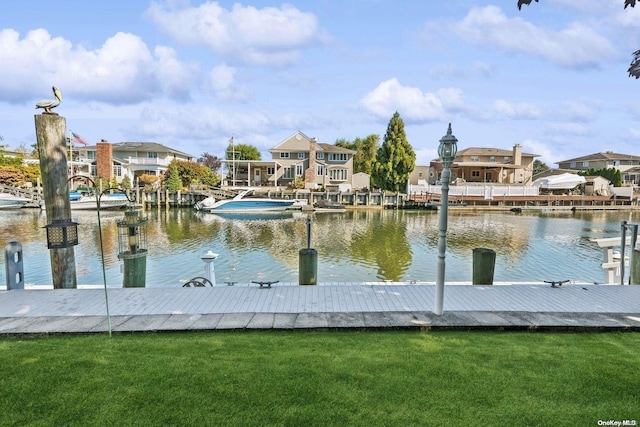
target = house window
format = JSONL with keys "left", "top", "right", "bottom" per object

{"left": 316, "top": 152, "right": 324, "bottom": 160}
{"left": 295, "top": 164, "right": 304, "bottom": 176}
{"left": 298, "top": 153, "right": 306, "bottom": 159}
{"left": 503, "top": 157, "right": 510, "bottom": 163}
{"left": 316, "top": 165, "right": 325, "bottom": 176}
{"left": 328, "top": 153, "right": 347, "bottom": 162}
{"left": 470, "top": 156, "right": 479, "bottom": 162}
{"left": 282, "top": 167, "right": 293, "bottom": 179}
{"left": 582, "top": 161, "right": 589, "bottom": 168}
{"left": 471, "top": 170, "right": 480, "bottom": 178}
{"left": 329, "top": 169, "right": 348, "bottom": 181}
{"left": 148, "top": 152, "right": 158, "bottom": 158}
{"left": 489, "top": 156, "right": 496, "bottom": 162}
{"left": 87, "top": 151, "right": 96, "bottom": 160}
{"left": 570, "top": 162, "right": 576, "bottom": 168}
{"left": 113, "top": 165, "right": 122, "bottom": 177}
{"left": 267, "top": 167, "right": 275, "bottom": 175}
{"left": 280, "top": 152, "right": 290, "bottom": 159}
{"left": 418, "top": 172, "right": 423, "bottom": 179}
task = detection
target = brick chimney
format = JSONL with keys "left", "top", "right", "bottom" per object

{"left": 96, "top": 139, "right": 113, "bottom": 180}
{"left": 513, "top": 144, "right": 522, "bottom": 166}
{"left": 304, "top": 137, "right": 318, "bottom": 184}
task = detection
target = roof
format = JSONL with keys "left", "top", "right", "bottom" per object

{"left": 87, "top": 141, "right": 194, "bottom": 159}
{"left": 558, "top": 151, "right": 640, "bottom": 163}
{"left": 457, "top": 147, "right": 538, "bottom": 157}
{"left": 269, "top": 131, "right": 355, "bottom": 154}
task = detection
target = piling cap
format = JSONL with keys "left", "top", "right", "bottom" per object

{"left": 201, "top": 250, "right": 219, "bottom": 260}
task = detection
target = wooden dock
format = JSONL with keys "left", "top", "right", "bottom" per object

{"left": 1, "top": 283, "right": 639, "bottom": 333}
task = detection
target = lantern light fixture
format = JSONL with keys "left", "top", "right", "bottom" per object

{"left": 44, "top": 218, "right": 79, "bottom": 249}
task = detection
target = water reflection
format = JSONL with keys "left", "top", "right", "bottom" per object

{"left": 1, "top": 207, "right": 638, "bottom": 287}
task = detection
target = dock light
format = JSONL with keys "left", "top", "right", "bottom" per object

{"left": 44, "top": 218, "right": 79, "bottom": 249}
{"left": 117, "top": 209, "right": 148, "bottom": 287}
{"left": 434, "top": 123, "right": 458, "bottom": 315}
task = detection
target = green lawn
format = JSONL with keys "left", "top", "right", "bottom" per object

{"left": 0, "top": 331, "right": 638, "bottom": 426}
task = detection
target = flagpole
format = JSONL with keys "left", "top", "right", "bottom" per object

{"left": 68, "top": 130, "right": 73, "bottom": 181}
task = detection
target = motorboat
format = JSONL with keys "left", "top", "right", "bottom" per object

{"left": 532, "top": 173, "right": 586, "bottom": 190}
{"left": 195, "top": 189, "right": 297, "bottom": 212}
{"left": 313, "top": 199, "right": 346, "bottom": 212}
{"left": 69, "top": 191, "right": 129, "bottom": 210}
{"left": 0, "top": 193, "right": 31, "bottom": 209}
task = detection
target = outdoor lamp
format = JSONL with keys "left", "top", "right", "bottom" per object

{"left": 438, "top": 123, "right": 458, "bottom": 168}
{"left": 44, "top": 218, "right": 79, "bottom": 249}
{"left": 434, "top": 123, "right": 458, "bottom": 316}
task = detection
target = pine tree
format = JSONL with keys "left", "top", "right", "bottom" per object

{"left": 165, "top": 162, "right": 182, "bottom": 192}
{"left": 371, "top": 112, "right": 416, "bottom": 191}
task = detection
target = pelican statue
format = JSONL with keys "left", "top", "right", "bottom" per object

{"left": 35, "top": 86, "right": 62, "bottom": 114}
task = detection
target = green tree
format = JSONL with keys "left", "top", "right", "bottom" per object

{"left": 226, "top": 143, "right": 261, "bottom": 161}
{"left": 533, "top": 159, "right": 550, "bottom": 175}
{"left": 165, "top": 162, "right": 183, "bottom": 191}
{"left": 166, "top": 159, "right": 221, "bottom": 188}
{"left": 336, "top": 134, "right": 380, "bottom": 174}
{"left": 120, "top": 175, "right": 132, "bottom": 190}
{"left": 578, "top": 167, "right": 622, "bottom": 187}
{"left": 371, "top": 112, "right": 416, "bottom": 192}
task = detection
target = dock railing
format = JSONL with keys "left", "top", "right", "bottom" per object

{"left": 591, "top": 236, "right": 632, "bottom": 284}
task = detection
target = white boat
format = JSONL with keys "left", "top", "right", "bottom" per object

{"left": 0, "top": 193, "right": 31, "bottom": 209}
{"left": 71, "top": 193, "right": 129, "bottom": 210}
{"left": 195, "top": 189, "right": 297, "bottom": 212}
{"left": 313, "top": 199, "right": 346, "bottom": 212}
{"left": 532, "top": 173, "right": 586, "bottom": 190}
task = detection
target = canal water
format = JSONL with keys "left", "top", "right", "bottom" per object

{"left": 0, "top": 207, "right": 636, "bottom": 287}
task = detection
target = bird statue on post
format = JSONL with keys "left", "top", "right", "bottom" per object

{"left": 35, "top": 86, "right": 62, "bottom": 115}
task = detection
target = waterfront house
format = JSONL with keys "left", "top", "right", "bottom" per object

{"left": 74, "top": 140, "right": 194, "bottom": 185}
{"left": 226, "top": 131, "right": 360, "bottom": 190}
{"left": 424, "top": 144, "right": 538, "bottom": 185}
{"left": 269, "top": 131, "right": 357, "bottom": 191}
{"left": 556, "top": 151, "right": 640, "bottom": 186}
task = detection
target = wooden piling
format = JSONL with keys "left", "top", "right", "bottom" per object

{"left": 35, "top": 114, "right": 77, "bottom": 288}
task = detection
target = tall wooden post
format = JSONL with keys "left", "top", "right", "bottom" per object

{"left": 35, "top": 114, "right": 77, "bottom": 288}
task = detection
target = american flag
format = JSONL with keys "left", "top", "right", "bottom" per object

{"left": 71, "top": 132, "right": 89, "bottom": 146}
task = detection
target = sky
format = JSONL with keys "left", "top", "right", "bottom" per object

{"left": 1, "top": 0, "right": 640, "bottom": 168}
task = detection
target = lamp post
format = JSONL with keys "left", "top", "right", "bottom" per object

{"left": 434, "top": 123, "right": 458, "bottom": 315}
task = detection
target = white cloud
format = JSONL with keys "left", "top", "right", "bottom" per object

{"left": 0, "top": 29, "right": 196, "bottom": 104}
{"left": 559, "top": 101, "right": 597, "bottom": 122}
{"left": 207, "top": 64, "right": 250, "bottom": 101}
{"left": 428, "top": 64, "right": 465, "bottom": 80}
{"left": 521, "top": 139, "right": 561, "bottom": 166}
{"left": 545, "top": 122, "right": 592, "bottom": 136}
{"left": 145, "top": 1, "right": 327, "bottom": 66}
{"left": 494, "top": 100, "right": 541, "bottom": 120}
{"left": 359, "top": 78, "right": 466, "bottom": 123}
{"left": 452, "top": 6, "right": 618, "bottom": 68}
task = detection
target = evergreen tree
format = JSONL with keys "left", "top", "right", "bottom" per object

{"left": 165, "top": 162, "right": 183, "bottom": 192}
{"left": 371, "top": 112, "right": 416, "bottom": 191}
{"left": 335, "top": 134, "right": 380, "bottom": 174}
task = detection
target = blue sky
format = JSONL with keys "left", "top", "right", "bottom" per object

{"left": 1, "top": 0, "right": 640, "bottom": 167}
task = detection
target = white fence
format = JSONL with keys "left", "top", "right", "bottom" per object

{"left": 408, "top": 183, "right": 539, "bottom": 199}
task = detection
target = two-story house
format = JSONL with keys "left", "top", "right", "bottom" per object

{"left": 74, "top": 140, "right": 194, "bottom": 184}
{"left": 265, "top": 131, "right": 358, "bottom": 191}
{"left": 556, "top": 151, "right": 640, "bottom": 186}
{"left": 425, "top": 144, "right": 538, "bottom": 185}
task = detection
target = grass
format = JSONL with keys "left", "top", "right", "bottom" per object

{"left": 0, "top": 331, "right": 639, "bottom": 426}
